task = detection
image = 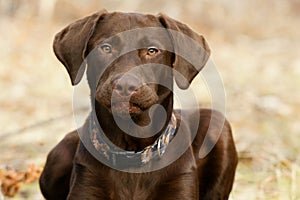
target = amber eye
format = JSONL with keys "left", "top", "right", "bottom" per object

{"left": 147, "top": 47, "right": 159, "bottom": 56}
{"left": 100, "top": 44, "right": 112, "bottom": 53}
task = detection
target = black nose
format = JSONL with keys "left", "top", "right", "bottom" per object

{"left": 113, "top": 75, "right": 139, "bottom": 96}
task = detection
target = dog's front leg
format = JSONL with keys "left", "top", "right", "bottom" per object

{"left": 39, "top": 131, "right": 79, "bottom": 200}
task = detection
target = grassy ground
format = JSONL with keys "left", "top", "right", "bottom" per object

{"left": 0, "top": 1, "right": 300, "bottom": 199}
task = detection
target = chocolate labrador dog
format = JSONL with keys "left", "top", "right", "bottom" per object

{"left": 39, "top": 10, "right": 238, "bottom": 200}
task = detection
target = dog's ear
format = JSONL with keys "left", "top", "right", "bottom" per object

{"left": 53, "top": 10, "right": 107, "bottom": 85}
{"left": 158, "top": 13, "right": 210, "bottom": 89}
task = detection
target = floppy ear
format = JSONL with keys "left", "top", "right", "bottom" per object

{"left": 53, "top": 10, "right": 107, "bottom": 85}
{"left": 158, "top": 13, "right": 210, "bottom": 89}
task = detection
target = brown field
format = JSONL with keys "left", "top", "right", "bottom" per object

{"left": 0, "top": 0, "right": 300, "bottom": 199}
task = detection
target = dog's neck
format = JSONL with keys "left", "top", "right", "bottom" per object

{"left": 94, "top": 94, "right": 173, "bottom": 152}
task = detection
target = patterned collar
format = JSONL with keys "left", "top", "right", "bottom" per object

{"left": 90, "top": 113, "right": 177, "bottom": 168}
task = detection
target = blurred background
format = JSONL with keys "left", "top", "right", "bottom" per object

{"left": 0, "top": 0, "right": 299, "bottom": 199}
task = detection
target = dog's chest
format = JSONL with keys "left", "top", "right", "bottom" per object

{"left": 108, "top": 171, "right": 160, "bottom": 200}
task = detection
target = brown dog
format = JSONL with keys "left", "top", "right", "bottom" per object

{"left": 39, "top": 10, "right": 238, "bottom": 200}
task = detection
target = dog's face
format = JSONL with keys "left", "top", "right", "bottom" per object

{"left": 53, "top": 10, "right": 210, "bottom": 118}
{"left": 86, "top": 13, "right": 174, "bottom": 117}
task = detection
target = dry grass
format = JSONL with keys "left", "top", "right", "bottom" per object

{"left": 0, "top": 0, "right": 299, "bottom": 199}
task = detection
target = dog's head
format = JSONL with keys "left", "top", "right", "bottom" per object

{"left": 53, "top": 10, "right": 210, "bottom": 118}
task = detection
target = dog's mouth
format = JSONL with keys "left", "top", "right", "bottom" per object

{"left": 96, "top": 82, "right": 159, "bottom": 118}
{"left": 111, "top": 100, "right": 143, "bottom": 116}
{"left": 110, "top": 91, "right": 159, "bottom": 118}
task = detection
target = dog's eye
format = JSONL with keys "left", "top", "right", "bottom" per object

{"left": 147, "top": 47, "right": 159, "bottom": 56}
{"left": 100, "top": 44, "right": 112, "bottom": 53}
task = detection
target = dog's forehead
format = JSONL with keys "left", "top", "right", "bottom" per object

{"left": 90, "top": 12, "right": 170, "bottom": 46}
{"left": 103, "top": 12, "right": 162, "bottom": 30}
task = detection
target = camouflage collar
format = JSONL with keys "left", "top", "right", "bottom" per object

{"left": 90, "top": 113, "right": 177, "bottom": 168}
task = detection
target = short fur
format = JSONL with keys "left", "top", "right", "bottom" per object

{"left": 39, "top": 10, "right": 238, "bottom": 200}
